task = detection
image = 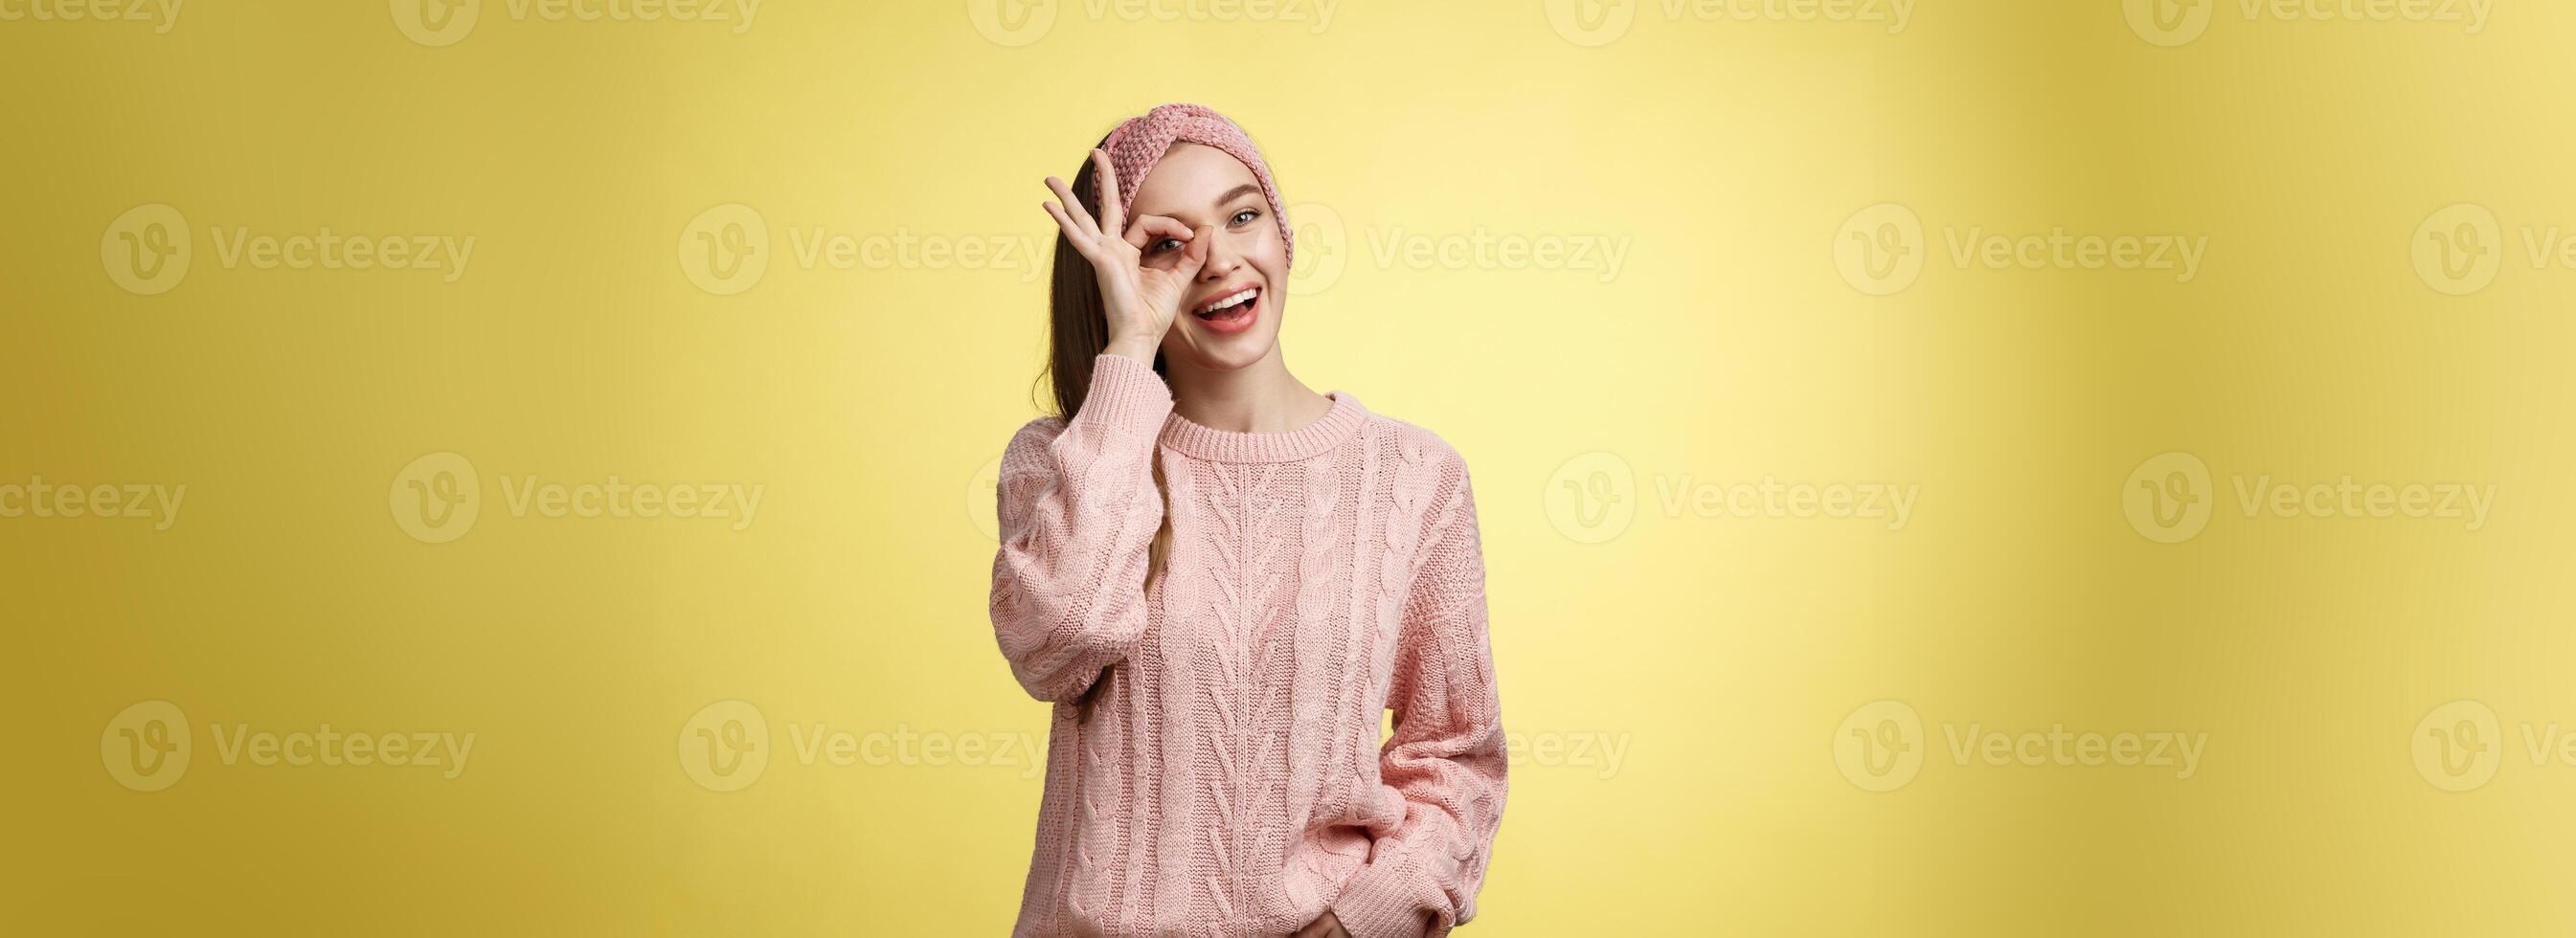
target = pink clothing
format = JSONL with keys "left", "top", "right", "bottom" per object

{"left": 989, "top": 353, "right": 1507, "bottom": 938}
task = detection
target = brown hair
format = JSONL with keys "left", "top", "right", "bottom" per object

{"left": 1037, "top": 135, "right": 1175, "bottom": 595}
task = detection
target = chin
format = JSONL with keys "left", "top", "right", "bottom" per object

{"left": 1176, "top": 337, "right": 1276, "bottom": 372}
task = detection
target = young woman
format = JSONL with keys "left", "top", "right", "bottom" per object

{"left": 988, "top": 102, "right": 1508, "bottom": 938}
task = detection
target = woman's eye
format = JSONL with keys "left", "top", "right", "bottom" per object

{"left": 1231, "top": 209, "right": 1260, "bottom": 226}
{"left": 1149, "top": 237, "right": 1183, "bottom": 255}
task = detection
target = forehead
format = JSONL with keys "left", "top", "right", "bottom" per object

{"left": 1127, "top": 142, "right": 1260, "bottom": 215}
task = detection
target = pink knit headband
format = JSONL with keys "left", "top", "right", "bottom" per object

{"left": 1100, "top": 102, "right": 1294, "bottom": 270}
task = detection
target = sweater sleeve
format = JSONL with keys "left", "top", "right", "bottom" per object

{"left": 986, "top": 352, "right": 1175, "bottom": 704}
{"left": 1332, "top": 451, "right": 1509, "bottom": 938}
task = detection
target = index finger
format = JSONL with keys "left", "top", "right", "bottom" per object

{"left": 1122, "top": 213, "right": 1193, "bottom": 251}
{"left": 1090, "top": 148, "right": 1124, "bottom": 235}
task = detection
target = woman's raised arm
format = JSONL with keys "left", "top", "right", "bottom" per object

{"left": 986, "top": 352, "right": 1174, "bottom": 704}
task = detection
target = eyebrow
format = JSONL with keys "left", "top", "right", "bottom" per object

{"left": 1141, "top": 184, "right": 1268, "bottom": 224}
{"left": 1211, "top": 184, "right": 1263, "bottom": 210}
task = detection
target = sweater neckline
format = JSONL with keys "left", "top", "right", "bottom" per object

{"left": 1158, "top": 390, "right": 1367, "bottom": 463}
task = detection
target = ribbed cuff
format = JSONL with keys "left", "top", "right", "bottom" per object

{"left": 1072, "top": 351, "right": 1175, "bottom": 439}
{"left": 1331, "top": 857, "right": 1440, "bottom": 938}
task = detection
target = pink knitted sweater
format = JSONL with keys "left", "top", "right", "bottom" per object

{"left": 989, "top": 353, "right": 1507, "bottom": 938}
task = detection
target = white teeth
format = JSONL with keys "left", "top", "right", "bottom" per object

{"left": 1200, "top": 288, "right": 1256, "bottom": 314}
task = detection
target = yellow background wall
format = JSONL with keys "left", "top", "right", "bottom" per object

{"left": 8, "top": 1, "right": 2573, "bottom": 934}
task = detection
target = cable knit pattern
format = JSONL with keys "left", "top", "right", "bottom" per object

{"left": 990, "top": 353, "right": 1506, "bottom": 938}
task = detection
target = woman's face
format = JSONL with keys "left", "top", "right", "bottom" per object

{"left": 1125, "top": 142, "right": 1290, "bottom": 372}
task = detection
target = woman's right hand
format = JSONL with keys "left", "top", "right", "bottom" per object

{"left": 1044, "top": 147, "right": 1215, "bottom": 361}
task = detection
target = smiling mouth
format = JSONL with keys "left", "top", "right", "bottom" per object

{"left": 1192, "top": 286, "right": 1259, "bottom": 323}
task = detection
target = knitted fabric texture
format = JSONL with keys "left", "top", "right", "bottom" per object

{"left": 989, "top": 353, "right": 1507, "bottom": 938}
{"left": 1100, "top": 102, "right": 1296, "bottom": 271}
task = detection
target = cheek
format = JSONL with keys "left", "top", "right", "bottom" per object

{"left": 1247, "top": 226, "right": 1291, "bottom": 279}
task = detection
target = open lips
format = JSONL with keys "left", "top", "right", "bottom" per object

{"left": 1192, "top": 285, "right": 1258, "bottom": 323}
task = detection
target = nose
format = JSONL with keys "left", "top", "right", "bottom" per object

{"left": 1197, "top": 228, "right": 1243, "bottom": 280}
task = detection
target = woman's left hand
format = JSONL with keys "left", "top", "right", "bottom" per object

{"left": 1292, "top": 909, "right": 1352, "bottom": 938}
